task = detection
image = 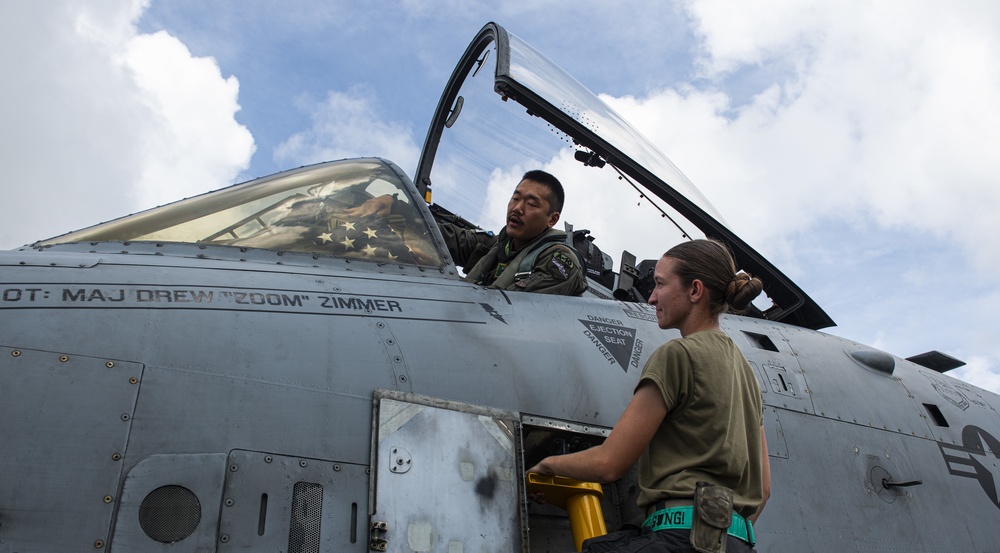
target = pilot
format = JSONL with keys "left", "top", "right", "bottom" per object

{"left": 348, "top": 170, "right": 587, "bottom": 296}
{"left": 527, "top": 238, "right": 771, "bottom": 553}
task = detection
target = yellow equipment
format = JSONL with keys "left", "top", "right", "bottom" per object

{"left": 525, "top": 473, "right": 607, "bottom": 551}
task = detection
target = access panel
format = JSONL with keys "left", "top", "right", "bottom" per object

{"left": 371, "top": 390, "right": 522, "bottom": 553}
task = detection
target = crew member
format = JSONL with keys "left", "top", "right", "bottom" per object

{"left": 527, "top": 238, "right": 770, "bottom": 552}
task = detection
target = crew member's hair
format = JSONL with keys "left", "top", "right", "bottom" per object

{"left": 522, "top": 170, "right": 565, "bottom": 214}
{"left": 663, "top": 238, "right": 764, "bottom": 316}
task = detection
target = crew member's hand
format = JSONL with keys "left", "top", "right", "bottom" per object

{"left": 344, "top": 194, "right": 394, "bottom": 218}
{"left": 525, "top": 462, "right": 554, "bottom": 505}
{"left": 526, "top": 460, "right": 554, "bottom": 476}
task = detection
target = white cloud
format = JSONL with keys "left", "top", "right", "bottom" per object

{"left": 122, "top": 30, "right": 254, "bottom": 208}
{"left": 274, "top": 86, "right": 420, "bottom": 175}
{"left": 595, "top": 1, "right": 1000, "bottom": 393}
{"left": 677, "top": 1, "right": 1000, "bottom": 266}
{"left": 0, "top": 0, "right": 253, "bottom": 248}
{"left": 951, "top": 355, "right": 1000, "bottom": 396}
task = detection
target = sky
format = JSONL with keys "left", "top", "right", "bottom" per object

{"left": 3, "top": 0, "right": 1000, "bottom": 394}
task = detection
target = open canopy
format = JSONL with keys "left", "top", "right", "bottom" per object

{"left": 414, "top": 22, "right": 834, "bottom": 330}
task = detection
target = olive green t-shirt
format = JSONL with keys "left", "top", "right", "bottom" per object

{"left": 637, "top": 329, "right": 764, "bottom": 518}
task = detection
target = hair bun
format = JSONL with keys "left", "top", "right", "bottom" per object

{"left": 727, "top": 272, "right": 764, "bottom": 313}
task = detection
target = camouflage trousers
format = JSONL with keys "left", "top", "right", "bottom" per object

{"left": 580, "top": 527, "right": 756, "bottom": 553}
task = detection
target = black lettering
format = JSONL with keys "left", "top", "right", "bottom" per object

{"left": 282, "top": 294, "right": 303, "bottom": 307}
{"left": 587, "top": 315, "right": 625, "bottom": 326}
{"left": 190, "top": 290, "right": 213, "bottom": 302}
{"left": 3, "top": 289, "right": 22, "bottom": 302}
{"left": 107, "top": 290, "right": 124, "bottom": 302}
{"left": 173, "top": 290, "right": 190, "bottom": 302}
{"left": 155, "top": 290, "right": 172, "bottom": 302}
{"left": 315, "top": 295, "right": 401, "bottom": 312}
{"left": 64, "top": 289, "right": 86, "bottom": 301}
{"left": 87, "top": 289, "right": 106, "bottom": 302}
{"left": 234, "top": 292, "right": 248, "bottom": 304}
{"left": 266, "top": 293, "right": 282, "bottom": 306}
{"left": 631, "top": 339, "right": 644, "bottom": 368}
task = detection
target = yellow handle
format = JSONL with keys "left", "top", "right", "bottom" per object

{"left": 526, "top": 474, "right": 608, "bottom": 551}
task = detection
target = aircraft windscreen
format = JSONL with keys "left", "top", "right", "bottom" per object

{"left": 423, "top": 32, "right": 716, "bottom": 280}
{"left": 36, "top": 159, "right": 444, "bottom": 267}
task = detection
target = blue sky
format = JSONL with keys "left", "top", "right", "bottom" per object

{"left": 3, "top": 0, "right": 1000, "bottom": 393}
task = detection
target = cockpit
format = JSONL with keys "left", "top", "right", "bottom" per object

{"left": 36, "top": 159, "right": 444, "bottom": 268}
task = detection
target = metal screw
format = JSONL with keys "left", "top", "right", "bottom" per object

{"left": 94, "top": 540, "right": 105, "bottom": 548}
{"left": 220, "top": 534, "right": 230, "bottom": 543}
{"left": 103, "top": 495, "right": 113, "bottom": 503}
{"left": 120, "top": 414, "right": 130, "bottom": 421}
{"left": 112, "top": 453, "right": 122, "bottom": 461}
{"left": 225, "top": 498, "right": 234, "bottom": 507}
{"left": 59, "top": 355, "right": 69, "bottom": 362}
{"left": 129, "top": 377, "right": 138, "bottom": 385}
{"left": 333, "top": 464, "right": 341, "bottom": 471}
{"left": 265, "top": 456, "right": 273, "bottom": 463}
{"left": 300, "top": 460, "right": 308, "bottom": 468}
{"left": 106, "top": 361, "right": 115, "bottom": 368}
{"left": 230, "top": 464, "right": 238, "bottom": 472}
{"left": 398, "top": 375, "right": 407, "bottom": 382}
{"left": 11, "top": 350, "right": 21, "bottom": 357}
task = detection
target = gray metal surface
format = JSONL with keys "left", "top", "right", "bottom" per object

{"left": 112, "top": 453, "right": 227, "bottom": 552}
{"left": 218, "top": 451, "right": 368, "bottom": 553}
{"left": 372, "top": 391, "right": 521, "bottom": 553}
{"left": 0, "top": 347, "right": 141, "bottom": 551}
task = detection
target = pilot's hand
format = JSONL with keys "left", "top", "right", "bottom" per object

{"left": 343, "top": 194, "right": 394, "bottom": 218}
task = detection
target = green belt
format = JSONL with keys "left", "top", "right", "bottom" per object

{"left": 641, "top": 506, "right": 755, "bottom": 546}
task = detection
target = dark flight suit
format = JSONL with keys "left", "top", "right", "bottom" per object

{"left": 438, "top": 223, "right": 587, "bottom": 296}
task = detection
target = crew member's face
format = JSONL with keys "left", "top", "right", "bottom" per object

{"left": 648, "top": 256, "right": 694, "bottom": 330}
{"left": 505, "top": 179, "right": 559, "bottom": 249}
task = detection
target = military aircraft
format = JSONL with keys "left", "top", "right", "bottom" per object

{"left": 2, "top": 21, "right": 998, "bottom": 553}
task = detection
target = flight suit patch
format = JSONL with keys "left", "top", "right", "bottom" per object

{"left": 549, "top": 251, "right": 575, "bottom": 280}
